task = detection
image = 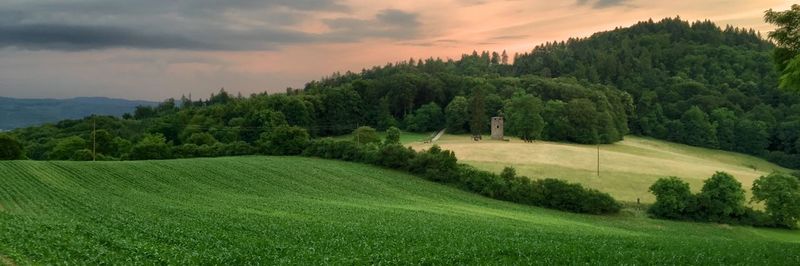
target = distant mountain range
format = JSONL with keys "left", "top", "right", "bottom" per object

{"left": 0, "top": 96, "right": 157, "bottom": 130}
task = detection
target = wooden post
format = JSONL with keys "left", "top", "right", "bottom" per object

{"left": 596, "top": 144, "right": 600, "bottom": 177}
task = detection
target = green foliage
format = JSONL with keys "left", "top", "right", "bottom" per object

{"left": 384, "top": 126, "right": 401, "bottom": 145}
{"left": 0, "top": 134, "right": 24, "bottom": 160}
{"left": 648, "top": 177, "right": 695, "bottom": 219}
{"left": 445, "top": 96, "right": 469, "bottom": 134}
{"left": 565, "top": 99, "right": 599, "bottom": 144}
{"left": 697, "top": 172, "right": 746, "bottom": 222}
{"left": 352, "top": 126, "right": 380, "bottom": 145}
{"left": 513, "top": 17, "right": 800, "bottom": 168}
{"left": 71, "top": 149, "right": 95, "bottom": 161}
{"left": 504, "top": 94, "right": 544, "bottom": 141}
{"left": 374, "top": 144, "right": 415, "bottom": 169}
{"left": 734, "top": 119, "right": 769, "bottom": 154}
{"left": 752, "top": 173, "right": 800, "bottom": 228}
{"left": 534, "top": 178, "right": 621, "bottom": 214}
{"left": 765, "top": 4, "right": 800, "bottom": 92}
{"left": 469, "top": 85, "right": 488, "bottom": 135}
{"left": 680, "top": 106, "right": 717, "bottom": 148}
{"left": 259, "top": 126, "right": 310, "bottom": 155}
{"left": 408, "top": 145, "right": 458, "bottom": 182}
{"left": 186, "top": 132, "right": 218, "bottom": 146}
{"left": 404, "top": 102, "right": 444, "bottom": 132}
{"left": 49, "top": 136, "right": 87, "bottom": 160}
{"left": 130, "top": 133, "right": 171, "bottom": 160}
{"left": 303, "top": 138, "right": 620, "bottom": 215}
{"left": 647, "top": 172, "right": 780, "bottom": 227}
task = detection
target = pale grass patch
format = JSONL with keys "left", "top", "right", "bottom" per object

{"left": 410, "top": 135, "right": 794, "bottom": 203}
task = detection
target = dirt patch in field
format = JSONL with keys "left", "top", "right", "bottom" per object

{"left": 0, "top": 254, "right": 17, "bottom": 266}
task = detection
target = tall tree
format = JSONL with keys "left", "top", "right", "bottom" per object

{"left": 765, "top": 4, "right": 800, "bottom": 92}
{"left": 504, "top": 94, "right": 545, "bottom": 141}
{"left": 445, "top": 96, "right": 469, "bottom": 134}
{"left": 469, "top": 86, "right": 487, "bottom": 136}
{"left": 680, "top": 106, "right": 718, "bottom": 148}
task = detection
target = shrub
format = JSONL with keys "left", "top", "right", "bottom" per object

{"left": 186, "top": 132, "right": 218, "bottom": 146}
{"left": 374, "top": 144, "right": 415, "bottom": 169}
{"left": 219, "top": 141, "right": 256, "bottom": 156}
{"left": 49, "top": 136, "right": 87, "bottom": 160}
{"left": 353, "top": 126, "right": 380, "bottom": 145}
{"left": 752, "top": 173, "right": 800, "bottom": 229}
{"left": 534, "top": 178, "right": 621, "bottom": 214}
{"left": 130, "top": 133, "right": 172, "bottom": 160}
{"left": 384, "top": 127, "right": 401, "bottom": 145}
{"left": 71, "top": 149, "right": 94, "bottom": 161}
{"left": 259, "top": 125, "right": 309, "bottom": 155}
{"left": 648, "top": 177, "right": 695, "bottom": 219}
{"left": 408, "top": 145, "right": 458, "bottom": 182}
{"left": 0, "top": 134, "right": 24, "bottom": 160}
{"left": 696, "top": 172, "right": 746, "bottom": 223}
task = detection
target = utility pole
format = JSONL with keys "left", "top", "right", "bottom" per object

{"left": 596, "top": 144, "right": 600, "bottom": 177}
{"left": 92, "top": 116, "right": 96, "bottom": 161}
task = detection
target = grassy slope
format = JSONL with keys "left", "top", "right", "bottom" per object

{"left": 0, "top": 157, "right": 798, "bottom": 264}
{"left": 409, "top": 135, "right": 795, "bottom": 203}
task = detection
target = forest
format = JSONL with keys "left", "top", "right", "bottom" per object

{"left": 2, "top": 17, "right": 799, "bottom": 169}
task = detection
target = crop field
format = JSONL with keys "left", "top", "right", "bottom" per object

{"left": 0, "top": 157, "right": 798, "bottom": 264}
{"left": 409, "top": 135, "right": 795, "bottom": 203}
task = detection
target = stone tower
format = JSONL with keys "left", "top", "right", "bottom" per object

{"left": 491, "top": 117, "right": 504, "bottom": 140}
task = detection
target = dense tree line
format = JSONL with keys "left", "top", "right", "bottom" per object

{"left": 648, "top": 172, "right": 800, "bottom": 229}
{"left": 514, "top": 17, "right": 800, "bottom": 168}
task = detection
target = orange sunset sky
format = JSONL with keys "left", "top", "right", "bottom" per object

{"left": 0, "top": 0, "right": 793, "bottom": 100}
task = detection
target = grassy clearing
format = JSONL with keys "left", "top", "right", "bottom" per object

{"left": 409, "top": 135, "right": 795, "bottom": 203}
{"left": 0, "top": 157, "right": 798, "bottom": 264}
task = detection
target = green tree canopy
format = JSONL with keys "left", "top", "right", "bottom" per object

{"left": 697, "top": 171, "right": 746, "bottom": 222}
{"left": 504, "top": 94, "right": 545, "bottom": 141}
{"left": 648, "top": 177, "right": 694, "bottom": 219}
{"left": 445, "top": 96, "right": 469, "bottom": 134}
{"left": 680, "top": 106, "right": 718, "bottom": 148}
{"left": 130, "top": 133, "right": 171, "bottom": 160}
{"left": 353, "top": 126, "right": 380, "bottom": 145}
{"left": 0, "top": 134, "right": 24, "bottom": 160}
{"left": 259, "top": 125, "right": 310, "bottom": 155}
{"left": 751, "top": 172, "right": 800, "bottom": 228}
{"left": 384, "top": 126, "right": 401, "bottom": 145}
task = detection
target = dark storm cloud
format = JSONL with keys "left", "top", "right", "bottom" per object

{"left": 576, "top": 0, "right": 630, "bottom": 9}
{"left": 0, "top": 0, "right": 421, "bottom": 51}
{"left": 322, "top": 9, "right": 421, "bottom": 41}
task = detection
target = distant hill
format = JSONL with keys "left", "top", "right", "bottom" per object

{"left": 0, "top": 96, "right": 156, "bottom": 130}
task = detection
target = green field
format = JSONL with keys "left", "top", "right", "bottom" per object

{"left": 0, "top": 157, "right": 799, "bottom": 264}
{"left": 410, "top": 135, "right": 796, "bottom": 203}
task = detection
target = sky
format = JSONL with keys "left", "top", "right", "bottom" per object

{"left": 0, "top": 0, "right": 793, "bottom": 101}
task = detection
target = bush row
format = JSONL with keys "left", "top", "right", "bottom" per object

{"left": 648, "top": 172, "right": 800, "bottom": 229}
{"left": 302, "top": 135, "right": 621, "bottom": 215}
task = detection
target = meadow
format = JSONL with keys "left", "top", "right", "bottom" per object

{"left": 0, "top": 157, "right": 798, "bottom": 264}
{"left": 409, "top": 135, "right": 795, "bottom": 203}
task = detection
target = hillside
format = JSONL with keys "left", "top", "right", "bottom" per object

{"left": 410, "top": 135, "right": 795, "bottom": 203}
{"left": 513, "top": 18, "right": 800, "bottom": 168}
{"left": 0, "top": 157, "right": 798, "bottom": 264}
{"left": 0, "top": 97, "right": 155, "bottom": 130}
